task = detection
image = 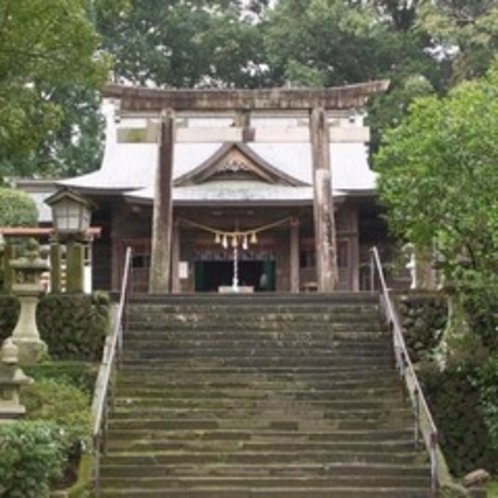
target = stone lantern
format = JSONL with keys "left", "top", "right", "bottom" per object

{"left": 0, "top": 338, "right": 32, "bottom": 420}
{"left": 45, "top": 188, "right": 95, "bottom": 293}
{"left": 10, "top": 238, "right": 49, "bottom": 364}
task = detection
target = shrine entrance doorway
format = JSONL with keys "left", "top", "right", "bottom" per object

{"left": 194, "top": 260, "right": 276, "bottom": 292}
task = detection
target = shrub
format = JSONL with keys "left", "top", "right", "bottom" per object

{"left": 24, "top": 361, "right": 97, "bottom": 397}
{"left": 0, "top": 187, "right": 38, "bottom": 227}
{"left": 36, "top": 292, "right": 110, "bottom": 360}
{"left": 22, "top": 378, "right": 91, "bottom": 449}
{"left": 476, "top": 354, "right": 498, "bottom": 450}
{"left": 0, "top": 420, "right": 68, "bottom": 498}
{"left": 0, "top": 294, "right": 20, "bottom": 343}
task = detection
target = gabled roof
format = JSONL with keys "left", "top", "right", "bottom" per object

{"left": 61, "top": 103, "right": 378, "bottom": 201}
{"left": 174, "top": 143, "right": 309, "bottom": 187}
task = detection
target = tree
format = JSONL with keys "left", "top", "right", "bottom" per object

{"left": 374, "top": 62, "right": 498, "bottom": 349}
{"left": 0, "top": 0, "right": 113, "bottom": 178}
{"left": 418, "top": 0, "right": 498, "bottom": 82}
{"left": 0, "top": 188, "right": 38, "bottom": 227}
{"left": 98, "top": 0, "right": 271, "bottom": 89}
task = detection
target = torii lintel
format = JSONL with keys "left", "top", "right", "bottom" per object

{"left": 103, "top": 81, "right": 390, "bottom": 112}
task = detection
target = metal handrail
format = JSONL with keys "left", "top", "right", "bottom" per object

{"left": 91, "top": 247, "right": 133, "bottom": 497}
{"left": 369, "top": 246, "right": 439, "bottom": 496}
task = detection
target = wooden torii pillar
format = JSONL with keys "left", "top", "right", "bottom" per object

{"left": 103, "top": 82, "right": 389, "bottom": 293}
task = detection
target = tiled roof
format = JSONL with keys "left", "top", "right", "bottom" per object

{"left": 61, "top": 107, "right": 377, "bottom": 201}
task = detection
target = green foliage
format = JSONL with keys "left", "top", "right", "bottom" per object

{"left": 0, "top": 292, "right": 110, "bottom": 359}
{"left": 37, "top": 292, "right": 110, "bottom": 361}
{"left": 0, "top": 420, "right": 68, "bottom": 498}
{"left": 0, "top": 188, "right": 38, "bottom": 227}
{"left": 24, "top": 361, "right": 97, "bottom": 398}
{"left": 98, "top": 0, "right": 270, "bottom": 88}
{"left": 421, "top": 363, "right": 498, "bottom": 476}
{"left": 375, "top": 62, "right": 498, "bottom": 347}
{"left": 0, "top": 0, "right": 112, "bottom": 178}
{"left": 476, "top": 354, "right": 498, "bottom": 449}
{"left": 22, "top": 379, "right": 91, "bottom": 449}
{"left": 0, "top": 295, "right": 19, "bottom": 342}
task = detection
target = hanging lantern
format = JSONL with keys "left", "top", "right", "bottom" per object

{"left": 231, "top": 235, "right": 238, "bottom": 248}
{"left": 242, "top": 235, "right": 249, "bottom": 250}
{"left": 250, "top": 232, "right": 258, "bottom": 244}
{"left": 222, "top": 234, "right": 228, "bottom": 249}
{"left": 215, "top": 232, "right": 221, "bottom": 244}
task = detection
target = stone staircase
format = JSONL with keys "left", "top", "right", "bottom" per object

{"left": 99, "top": 293, "right": 432, "bottom": 497}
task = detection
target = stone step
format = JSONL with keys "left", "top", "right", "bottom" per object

{"left": 98, "top": 486, "right": 430, "bottom": 497}
{"left": 115, "top": 364, "right": 395, "bottom": 376}
{"left": 113, "top": 396, "right": 404, "bottom": 411}
{"left": 105, "top": 429, "right": 416, "bottom": 444}
{"left": 106, "top": 438, "right": 418, "bottom": 453}
{"left": 123, "top": 349, "right": 392, "bottom": 361}
{"left": 124, "top": 331, "right": 387, "bottom": 342}
{"left": 126, "top": 322, "right": 383, "bottom": 332}
{"left": 113, "top": 385, "right": 402, "bottom": 399}
{"left": 128, "top": 311, "right": 380, "bottom": 322}
{"left": 127, "top": 292, "right": 378, "bottom": 305}
{"left": 116, "top": 376, "right": 400, "bottom": 391}
{"left": 107, "top": 417, "right": 411, "bottom": 432}
{"left": 122, "top": 337, "right": 390, "bottom": 349}
{"left": 110, "top": 407, "right": 412, "bottom": 422}
{"left": 101, "top": 449, "right": 423, "bottom": 466}
{"left": 99, "top": 475, "right": 431, "bottom": 490}
{"left": 117, "top": 368, "right": 399, "bottom": 384}
{"left": 120, "top": 356, "right": 392, "bottom": 368}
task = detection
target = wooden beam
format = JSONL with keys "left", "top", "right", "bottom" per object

{"left": 116, "top": 125, "right": 370, "bottom": 144}
{"left": 310, "top": 107, "right": 338, "bottom": 292}
{"left": 104, "top": 81, "right": 389, "bottom": 112}
{"left": 290, "top": 221, "right": 300, "bottom": 293}
{"left": 149, "top": 110, "right": 175, "bottom": 293}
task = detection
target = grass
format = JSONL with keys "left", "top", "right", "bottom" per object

{"left": 487, "top": 481, "right": 498, "bottom": 498}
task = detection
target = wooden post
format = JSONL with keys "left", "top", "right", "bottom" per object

{"left": 66, "top": 239, "right": 84, "bottom": 293}
{"left": 149, "top": 110, "right": 175, "bottom": 293}
{"left": 171, "top": 220, "right": 180, "bottom": 293}
{"left": 310, "top": 107, "right": 338, "bottom": 292}
{"left": 49, "top": 238, "right": 62, "bottom": 293}
{"left": 290, "top": 220, "right": 300, "bottom": 293}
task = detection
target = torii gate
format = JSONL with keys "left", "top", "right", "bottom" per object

{"left": 103, "top": 82, "right": 389, "bottom": 293}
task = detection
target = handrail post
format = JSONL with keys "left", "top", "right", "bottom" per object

{"left": 431, "top": 431, "right": 439, "bottom": 497}
{"left": 370, "top": 250, "right": 375, "bottom": 293}
{"left": 413, "top": 387, "right": 420, "bottom": 447}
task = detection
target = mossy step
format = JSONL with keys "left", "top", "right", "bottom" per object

{"left": 113, "top": 386, "right": 402, "bottom": 399}
{"left": 99, "top": 475, "right": 431, "bottom": 489}
{"left": 105, "top": 429, "right": 416, "bottom": 444}
{"left": 98, "top": 487, "right": 430, "bottom": 497}
{"left": 110, "top": 407, "right": 412, "bottom": 422}
{"left": 100, "top": 461, "right": 430, "bottom": 479}
{"left": 128, "top": 312, "right": 380, "bottom": 323}
{"left": 116, "top": 364, "right": 394, "bottom": 375}
{"left": 117, "top": 368, "right": 399, "bottom": 384}
{"left": 122, "top": 338, "right": 390, "bottom": 349}
{"left": 126, "top": 323, "right": 383, "bottom": 332}
{"left": 113, "top": 397, "right": 403, "bottom": 411}
{"left": 116, "top": 377, "right": 400, "bottom": 391}
{"left": 105, "top": 439, "right": 419, "bottom": 454}
{"left": 107, "top": 418, "right": 411, "bottom": 432}
{"left": 101, "top": 450, "right": 423, "bottom": 466}
{"left": 122, "top": 345, "right": 390, "bottom": 356}
{"left": 120, "top": 357, "right": 391, "bottom": 368}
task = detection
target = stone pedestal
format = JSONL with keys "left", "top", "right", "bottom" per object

{"left": 0, "top": 338, "right": 32, "bottom": 421}
{"left": 10, "top": 239, "right": 49, "bottom": 364}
